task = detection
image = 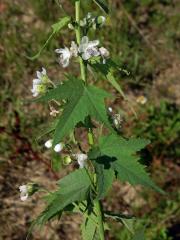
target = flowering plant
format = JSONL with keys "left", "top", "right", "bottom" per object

{"left": 23, "top": 1, "right": 164, "bottom": 239}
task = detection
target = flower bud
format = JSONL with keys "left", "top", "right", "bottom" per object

{"left": 54, "top": 143, "right": 64, "bottom": 153}
{"left": 68, "top": 23, "right": 74, "bottom": 30}
{"left": 44, "top": 139, "right": 53, "bottom": 149}
{"left": 97, "top": 16, "right": 106, "bottom": 26}
{"left": 63, "top": 156, "right": 72, "bottom": 165}
{"left": 108, "top": 107, "right": 113, "bottom": 113}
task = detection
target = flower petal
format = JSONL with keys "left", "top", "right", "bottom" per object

{"left": 42, "top": 67, "right": 46, "bottom": 75}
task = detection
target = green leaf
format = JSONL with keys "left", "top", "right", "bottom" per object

{"left": 51, "top": 154, "right": 62, "bottom": 172}
{"left": 36, "top": 120, "right": 58, "bottom": 141}
{"left": 46, "top": 76, "right": 113, "bottom": 145}
{"left": 104, "top": 211, "right": 135, "bottom": 234}
{"left": 94, "top": 159, "right": 114, "bottom": 199}
{"left": 51, "top": 16, "right": 71, "bottom": 33}
{"left": 132, "top": 227, "right": 146, "bottom": 240}
{"left": 97, "top": 134, "right": 164, "bottom": 193}
{"left": 89, "top": 59, "right": 126, "bottom": 99}
{"left": 37, "top": 78, "right": 81, "bottom": 102}
{"left": 35, "top": 169, "right": 91, "bottom": 224}
{"left": 28, "top": 16, "right": 70, "bottom": 60}
{"left": 81, "top": 214, "right": 98, "bottom": 240}
{"left": 93, "top": 0, "right": 109, "bottom": 14}
{"left": 127, "top": 138, "right": 151, "bottom": 152}
{"left": 89, "top": 59, "right": 137, "bottom": 117}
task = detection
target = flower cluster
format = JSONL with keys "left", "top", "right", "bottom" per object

{"left": 55, "top": 36, "right": 109, "bottom": 68}
{"left": 31, "top": 67, "right": 49, "bottom": 97}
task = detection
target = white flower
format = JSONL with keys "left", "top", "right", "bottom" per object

{"left": 55, "top": 47, "right": 71, "bottom": 68}
{"left": 79, "top": 36, "right": 100, "bottom": 60}
{"left": 73, "top": 153, "right": 88, "bottom": 168}
{"left": 19, "top": 185, "right": 28, "bottom": 201}
{"left": 54, "top": 143, "right": 64, "bottom": 153}
{"left": 44, "top": 139, "right": 53, "bottom": 149}
{"left": 31, "top": 67, "right": 47, "bottom": 97}
{"left": 136, "top": 96, "right": 147, "bottom": 105}
{"left": 70, "top": 41, "right": 78, "bottom": 57}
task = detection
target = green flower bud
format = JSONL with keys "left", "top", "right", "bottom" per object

{"left": 27, "top": 183, "right": 39, "bottom": 196}
{"left": 63, "top": 156, "right": 72, "bottom": 165}
{"left": 97, "top": 16, "right": 106, "bottom": 26}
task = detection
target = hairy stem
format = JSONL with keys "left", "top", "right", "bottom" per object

{"left": 75, "top": 0, "right": 86, "bottom": 82}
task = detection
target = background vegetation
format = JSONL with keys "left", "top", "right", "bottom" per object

{"left": 0, "top": 0, "right": 179, "bottom": 239}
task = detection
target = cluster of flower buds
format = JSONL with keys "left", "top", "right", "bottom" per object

{"left": 55, "top": 36, "right": 109, "bottom": 68}
{"left": 80, "top": 12, "right": 106, "bottom": 30}
{"left": 45, "top": 139, "right": 88, "bottom": 168}
{"left": 44, "top": 139, "right": 64, "bottom": 153}
{"left": 31, "top": 67, "right": 50, "bottom": 97}
{"left": 19, "top": 183, "right": 39, "bottom": 201}
{"left": 68, "top": 13, "right": 106, "bottom": 31}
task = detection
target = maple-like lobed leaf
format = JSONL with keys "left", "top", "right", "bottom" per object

{"left": 34, "top": 169, "right": 91, "bottom": 225}
{"left": 37, "top": 76, "right": 113, "bottom": 146}
{"left": 52, "top": 76, "right": 113, "bottom": 145}
{"left": 91, "top": 134, "right": 164, "bottom": 193}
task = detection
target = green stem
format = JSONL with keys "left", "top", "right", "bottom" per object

{"left": 75, "top": 2, "right": 105, "bottom": 239}
{"left": 75, "top": 0, "right": 86, "bottom": 82}
{"left": 94, "top": 199, "right": 105, "bottom": 240}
